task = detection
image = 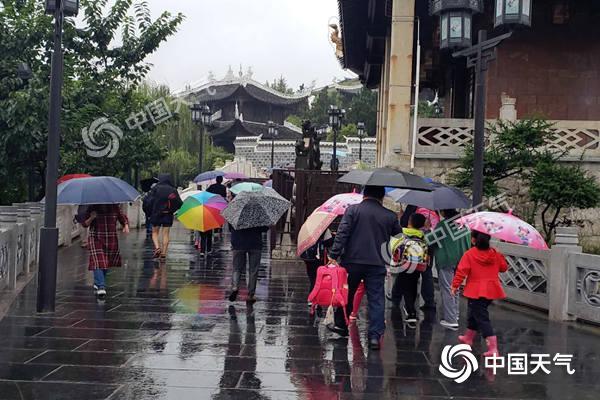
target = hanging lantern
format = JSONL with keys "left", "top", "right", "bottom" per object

{"left": 494, "top": 0, "right": 532, "bottom": 27}
{"left": 430, "top": 0, "right": 483, "bottom": 50}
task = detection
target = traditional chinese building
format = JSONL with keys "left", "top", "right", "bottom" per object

{"left": 182, "top": 67, "right": 309, "bottom": 153}
{"left": 336, "top": 0, "right": 600, "bottom": 173}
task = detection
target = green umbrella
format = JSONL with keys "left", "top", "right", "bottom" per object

{"left": 230, "top": 182, "right": 263, "bottom": 195}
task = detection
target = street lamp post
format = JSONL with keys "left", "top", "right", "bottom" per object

{"left": 37, "top": 0, "right": 78, "bottom": 313}
{"left": 328, "top": 105, "right": 345, "bottom": 171}
{"left": 357, "top": 122, "right": 366, "bottom": 162}
{"left": 431, "top": 0, "right": 530, "bottom": 207}
{"left": 453, "top": 31, "right": 513, "bottom": 206}
{"left": 191, "top": 104, "right": 212, "bottom": 174}
{"left": 268, "top": 121, "right": 278, "bottom": 169}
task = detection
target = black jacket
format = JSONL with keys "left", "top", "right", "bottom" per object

{"left": 230, "top": 225, "right": 269, "bottom": 250}
{"left": 147, "top": 174, "right": 182, "bottom": 218}
{"left": 207, "top": 183, "right": 227, "bottom": 199}
{"left": 329, "top": 198, "right": 402, "bottom": 267}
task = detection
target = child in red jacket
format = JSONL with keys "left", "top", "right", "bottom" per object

{"left": 451, "top": 230, "right": 508, "bottom": 356}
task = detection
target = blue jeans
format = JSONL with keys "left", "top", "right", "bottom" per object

{"left": 93, "top": 269, "right": 108, "bottom": 288}
{"left": 335, "top": 264, "right": 387, "bottom": 340}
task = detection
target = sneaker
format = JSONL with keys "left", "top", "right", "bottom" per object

{"left": 406, "top": 313, "right": 417, "bottom": 323}
{"left": 93, "top": 284, "right": 99, "bottom": 293}
{"left": 228, "top": 289, "right": 238, "bottom": 302}
{"left": 440, "top": 320, "right": 459, "bottom": 331}
{"left": 326, "top": 324, "right": 349, "bottom": 338}
{"left": 96, "top": 288, "right": 107, "bottom": 299}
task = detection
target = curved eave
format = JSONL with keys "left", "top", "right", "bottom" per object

{"left": 187, "top": 80, "right": 309, "bottom": 107}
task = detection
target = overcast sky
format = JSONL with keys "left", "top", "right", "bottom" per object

{"left": 142, "top": 0, "right": 355, "bottom": 91}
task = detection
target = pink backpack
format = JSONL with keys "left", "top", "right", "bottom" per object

{"left": 307, "top": 263, "right": 349, "bottom": 323}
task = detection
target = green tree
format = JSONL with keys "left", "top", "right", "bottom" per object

{"left": 0, "top": 0, "right": 184, "bottom": 203}
{"left": 450, "top": 119, "right": 556, "bottom": 197}
{"left": 451, "top": 118, "right": 600, "bottom": 240}
{"left": 530, "top": 162, "right": 600, "bottom": 242}
{"left": 328, "top": 123, "right": 357, "bottom": 141}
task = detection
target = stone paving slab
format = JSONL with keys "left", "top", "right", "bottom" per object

{"left": 0, "top": 228, "right": 599, "bottom": 399}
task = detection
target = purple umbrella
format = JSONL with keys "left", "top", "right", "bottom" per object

{"left": 224, "top": 172, "right": 248, "bottom": 180}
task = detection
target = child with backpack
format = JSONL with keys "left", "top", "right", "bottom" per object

{"left": 452, "top": 230, "right": 508, "bottom": 356}
{"left": 389, "top": 213, "right": 428, "bottom": 325}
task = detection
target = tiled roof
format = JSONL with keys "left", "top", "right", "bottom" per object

{"left": 188, "top": 79, "right": 309, "bottom": 107}
{"left": 209, "top": 120, "right": 302, "bottom": 141}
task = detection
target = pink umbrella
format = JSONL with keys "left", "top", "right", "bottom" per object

{"left": 457, "top": 211, "right": 549, "bottom": 250}
{"left": 297, "top": 192, "right": 363, "bottom": 256}
{"left": 416, "top": 207, "right": 440, "bottom": 229}
{"left": 316, "top": 192, "right": 363, "bottom": 215}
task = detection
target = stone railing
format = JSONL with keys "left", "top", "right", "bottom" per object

{"left": 495, "top": 227, "right": 600, "bottom": 324}
{"left": 496, "top": 242, "right": 551, "bottom": 310}
{"left": 0, "top": 204, "right": 44, "bottom": 291}
{"left": 0, "top": 200, "right": 143, "bottom": 294}
{"left": 416, "top": 118, "right": 600, "bottom": 161}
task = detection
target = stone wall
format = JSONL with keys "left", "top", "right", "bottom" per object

{"left": 486, "top": 1, "right": 600, "bottom": 120}
{"left": 234, "top": 136, "right": 377, "bottom": 172}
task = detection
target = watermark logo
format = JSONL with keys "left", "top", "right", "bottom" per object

{"left": 439, "top": 344, "right": 479, "bottom": 383}
{"left": 82, "top": 117, "right": 123, "bottom": 158}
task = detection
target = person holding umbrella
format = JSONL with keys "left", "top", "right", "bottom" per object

{"left": 146, "top": 174, "right": 183, "bottom": 258}
{"left": 327, "top": 185, "right": 402, "bottom": 350}
{"left": 222, "top": 188, "right": 291, "bottom": 303}
{"left": 82, "top": 204, "right": 129, "bottom": 299}
{"left": 451, "top": 230, "right": 508, "bottom": 357}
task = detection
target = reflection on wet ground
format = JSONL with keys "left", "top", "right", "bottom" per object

{"left": 0, "top": 228, "right": 599, "bottom": 399}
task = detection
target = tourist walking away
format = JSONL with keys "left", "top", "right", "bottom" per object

{"left": 207, "top": 175, "right": 227, "bottom": 198}
{"left": 328, "top": 185, "right": 402, "bottom": 350}
{"left": 417, "top": 208, "right": 439, "bottom": 310}
{"left": 147, "top": 173, "right": 183, "bottom": 258}
{"left": 390, "top": 213, "right": 428, "bottom": 326}
{"left": 452, "top": 230, "right": 508, "bottom": 356}
{"left": 300, "top": 229, "right": 334, "bottom": 295}
{"left": 201, "top": 176, "right": 228, "bottom": 253}
{"left": 429, "top": 209, "right": 471, "bottom": 330}
{"left": 228, "top": 224, "right": 269, "bottom": 303}
{"left": 82, "top": 204, "right": 129, "bottom": 299}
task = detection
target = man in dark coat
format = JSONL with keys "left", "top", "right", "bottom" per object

{"left": 328, "top": 185, "right": 402, "bottom": 350}
{"left": 147, "top": 173, "right": 182, "bottom": 258}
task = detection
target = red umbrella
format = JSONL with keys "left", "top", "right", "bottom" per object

{"left": 57, "top": 173, "right": 92, "bottom": 184}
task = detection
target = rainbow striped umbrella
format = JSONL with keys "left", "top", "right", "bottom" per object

{"left": 175, "top": 191, "right": 228, "bottom": 232}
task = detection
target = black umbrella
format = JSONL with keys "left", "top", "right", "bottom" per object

{"left": 140, "top": 177, "right": 159, "bottom": 192}
{"left": 387, "top": 182, "right": 471, "bottom": 209}
{"left": 338, "top": 168, "right": 432, "bottom": 191}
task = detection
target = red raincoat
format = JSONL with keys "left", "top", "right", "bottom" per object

{"left": 452, "top": 247, "right": 508, "bottom": 300}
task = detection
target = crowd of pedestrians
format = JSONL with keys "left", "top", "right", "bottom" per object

{"left": 75, "top": 172, "right": 507, "bottom": 356}
{"left": 301, "top": 185, "right": 507, "bottom": 355}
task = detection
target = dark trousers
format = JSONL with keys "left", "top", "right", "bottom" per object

{"left": 334, "top": 264, "right": 386, "bottom": 340}
{"left": 200, "top": 230, "right": 213, "bottom": 252}
{"left": 420, "top": 264, "right": 435, "bottom": 307}
{"left": 305, "top": 260, "right": 320, "bottom": 292}
{"left": 392, "top": 272, "right": 421, "bottom": 315}
{"left": 231, "top": 249, "right": 261, "bottom": 295}
{"left": 467, "top": 298, "right": 494, "bottom": 338}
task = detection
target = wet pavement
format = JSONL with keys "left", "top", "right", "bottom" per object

{"left": 0, "top": 227, "right": 599, "bottom": 399}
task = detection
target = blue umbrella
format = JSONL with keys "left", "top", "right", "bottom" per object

{"left": 50, "top": 176, "right": 141, "bottom": 205}
{"left": 193, "top": 170, "right": 225, "bottom": 183}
